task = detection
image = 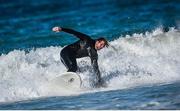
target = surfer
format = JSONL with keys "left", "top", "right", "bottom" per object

{"left": 52, "top": 26, "right": 109, "bottom": 87}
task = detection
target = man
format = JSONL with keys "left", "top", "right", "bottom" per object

{"left": 52, "top": 26, "right": 109, "bottom": 87}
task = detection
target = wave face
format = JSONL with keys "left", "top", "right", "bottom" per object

{"left": 0, "top": 28, "right": 180, "bottom": 103}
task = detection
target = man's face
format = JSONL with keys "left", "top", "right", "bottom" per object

{"left": 95, "top": 40, "right": 105, "bottom": 50}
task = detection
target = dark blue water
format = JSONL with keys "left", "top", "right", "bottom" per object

{"left": 0, "top": 0, "right": 179, "bottom": 54}
{"left": 0, "top": 0, "right": 180, "bottom": 110}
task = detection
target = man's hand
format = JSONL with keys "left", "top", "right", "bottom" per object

{"left": 52, "top": 26, "right": 62, "bottom": 32}
{"left": 95, "top": 79, "right": 107, "bottom": 88}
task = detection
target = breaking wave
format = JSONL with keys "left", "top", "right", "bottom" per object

{"left": 0, "top": 28, "right": 180, "bottom": 103}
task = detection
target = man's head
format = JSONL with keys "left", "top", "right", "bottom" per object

{"left": 95, "top": 37, "right": 109, "bottom": 50}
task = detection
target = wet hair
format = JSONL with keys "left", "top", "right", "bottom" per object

{"left": 96, "top": 37, "right": 109, "bottom": 47}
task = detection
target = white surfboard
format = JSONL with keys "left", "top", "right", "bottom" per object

{"left": 50, "top": 72, "right": 82, "bottom": 90}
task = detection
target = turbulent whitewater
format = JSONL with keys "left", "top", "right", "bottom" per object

{"left": 0, "top": 28, "right": 180, "bottom": 103}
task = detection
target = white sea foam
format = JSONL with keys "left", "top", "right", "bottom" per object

{"left": 0, "top": 28, "right": 180, "bottom": 103}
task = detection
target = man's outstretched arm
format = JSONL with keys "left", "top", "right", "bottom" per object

{"left": 91, "top": 58, "right": 102, "bottom": 85}
{"left": 52, "top": 26, "right": 91, "bottom": 40}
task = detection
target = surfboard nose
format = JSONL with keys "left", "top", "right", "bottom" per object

{"left": 49, "top": 72, "right": 82, "bottom": 90}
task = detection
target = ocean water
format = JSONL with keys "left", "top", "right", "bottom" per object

{"left": 0, "top": 0, "right": 180, "bottom": 110}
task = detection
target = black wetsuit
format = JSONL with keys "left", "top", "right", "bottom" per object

{"left": 60, "top": 28, "right": 101, "bottom": 82}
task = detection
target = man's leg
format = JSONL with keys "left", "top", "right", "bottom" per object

{"left": 60, "top": 49, "right": 77, "bottom": 72}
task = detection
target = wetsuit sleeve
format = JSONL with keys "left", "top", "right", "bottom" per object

{"left": 61, "top": 28, "right": 92, "bottom": 41}
{"left": 89, "top": 49, "right": 101, "bottom": 83}
{"left": 91, "top": 58, "right": 101, "bottom": 82}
